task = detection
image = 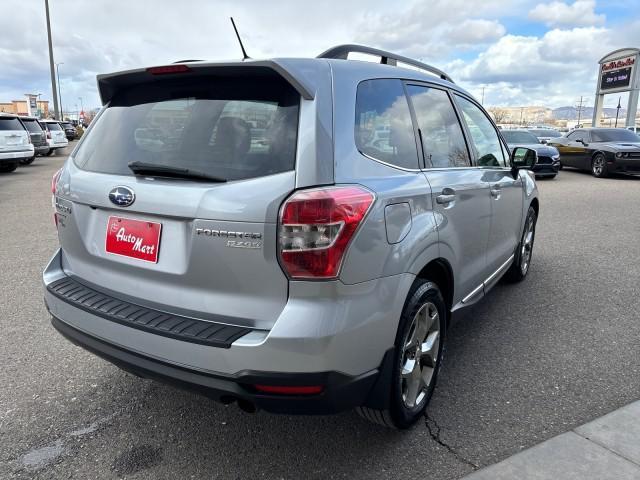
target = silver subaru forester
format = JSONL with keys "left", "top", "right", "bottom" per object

{"left": 44, "top": 45, "right": 539, "bottom": 429}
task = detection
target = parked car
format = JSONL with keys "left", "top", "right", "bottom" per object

{"left": 18, "top": 116, "right": 50, "bottom": 163}
{"left": 548, "top": 128, "right": 640, "bottom": 177}
{"left": 44, "top": 45, "right": 539, "bottom": 429}
{"left": 0, "top": 113, "right": 34, "bottom": 172}
{"left": 502, "top": 129, "right": 560, "bottom": 178}
{"left": 528, "top": 128, "right": 563, "bottom": 145}
{"left": 40, "top": 120, "right": 69, "bottom": 155}
{"left": 59, "top": 121, "right": 77, "bottom": 140}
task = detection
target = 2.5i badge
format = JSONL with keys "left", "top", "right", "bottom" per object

{"left": 105, "top": 216, "right": 162, "bottom": 263}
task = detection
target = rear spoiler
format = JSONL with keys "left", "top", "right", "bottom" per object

{"left": 96, "top": 59, "right": 318, "bottom": 105}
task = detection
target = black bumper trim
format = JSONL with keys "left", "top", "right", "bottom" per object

{"left": 51, "top": 316, "right": 380, "bottom": 414}
{"left": 47, "top": 276, "right": 252, "bottom": 348}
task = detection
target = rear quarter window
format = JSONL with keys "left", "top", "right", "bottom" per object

{"left": 74, "top": 76, "right": 299, "bottom": 182}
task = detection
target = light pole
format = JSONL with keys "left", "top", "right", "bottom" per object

{"left": 45, "top": 0, "right": 60, "bottom": 119}
{"left": 78, "top": 97, "right": 84, "bottom": 124}
{"left": 481, "top": 86, "right": 486, "bottom": 105}
{"left": 56, "top": 62, "right": 64, "bottom": 120}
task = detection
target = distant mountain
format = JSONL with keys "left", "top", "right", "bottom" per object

{"left": 552, "top": 106, "right": 626, "bottom": 120}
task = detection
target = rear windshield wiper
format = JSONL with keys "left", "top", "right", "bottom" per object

{"left": 127, "top": 161, "right": 227, "bottom": 182}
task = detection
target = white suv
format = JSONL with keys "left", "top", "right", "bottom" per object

{"left": 0, "top": 114, "right": 34, "bottom": 173}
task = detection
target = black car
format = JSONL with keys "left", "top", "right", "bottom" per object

{"left": 17, "top": 117, "right": 50, "bottom": 163}
{"left": 501, "top": 129, "right": 561, "bottom": 178}
{"left": 549, "top": 128, "right": 640, "bottom": 178}
{"left": 59, "top": 121, "right": 76, "bottom": 140}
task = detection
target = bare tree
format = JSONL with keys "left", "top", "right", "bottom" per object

{"left": 488, "top": 107, "right": 508, "bottom": 124}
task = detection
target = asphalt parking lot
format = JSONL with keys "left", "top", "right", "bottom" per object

{"left": 1, "top": 147, "right": 639, "bottom": 480}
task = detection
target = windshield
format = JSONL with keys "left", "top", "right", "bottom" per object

{"left": 0, "top": 117, "right": 23, "bottom": 131}
{"left": 529, "top": 129, "right": 561, "bottom": 138}
{"left": 502, "top": 130, "right": 539, "bottom": 144}
{"left": 74, "top": 77, "right": 299, "bottom": 182}
{"left": 22, "top": 120, "right": 43, "bottom": 133}
{"left": 591, "top": 129, "right": 640, "bottom": 143}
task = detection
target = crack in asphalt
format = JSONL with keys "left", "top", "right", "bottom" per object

{"left": 424, "top": 413, "right": 480, "bottom": 470}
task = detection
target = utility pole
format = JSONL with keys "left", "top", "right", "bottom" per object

{"left": 56, "top": 62, "right": 64, "bottom": 120}
{"left": 575, "top": 96, "right": 584, "bottom": 127}
{"left": 615, "top": 96, "right": 622, "bottom": 128}
{"left": 520, "top": 107, "right": 524, "bottom": 126}
{"left": 481, "top": 86, "right": 486, "bottom": 106}
{"left": 45, "top": 0, "right": 60, "bottom": 120}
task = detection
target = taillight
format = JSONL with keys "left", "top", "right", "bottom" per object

{"left": 51, "top": 169, "right": 62, "bottom": 228}
{"left": 278, "top": 186, "right": 374, "bottom": 279}
{"left": 46, "top": 130, "right": 51, "bottom": 139}
{"left": 146, "top": 64, "right": 191, "bottom": 75}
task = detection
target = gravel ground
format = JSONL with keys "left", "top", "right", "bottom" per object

{"left": 1, "top": 150, "right": 639, "bottom": 479}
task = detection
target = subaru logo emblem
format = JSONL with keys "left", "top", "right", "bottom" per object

{"left": 108, "top": 186, "right": 135, "bottom": 207}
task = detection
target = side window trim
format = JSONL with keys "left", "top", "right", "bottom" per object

{"left": 403, "top": 81, "right": 474, "bottom": 170}
{"left": 452, "top": 92, "right": 510, "bottom": 169}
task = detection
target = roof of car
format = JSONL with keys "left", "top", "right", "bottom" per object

{"left": 96, "top": 45, "right": 469, "bottom": 105}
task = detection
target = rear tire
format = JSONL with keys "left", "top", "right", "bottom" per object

{"left": 357, "top": 279, "right": 446, "bottom": 429}
{"left": 505, "top": 205, "right": 537, "bottom": 282}
{"left": 591, "top": 153, "right": 608, "bottom": 178}
{"left": 0, "top": 161, "right": 19, "bottom": 173}
{"left": 45, "top": 149, "right": 54, "bottom": 156}
{"left": 20, "top": 156, "right": 35, "bottom": 165}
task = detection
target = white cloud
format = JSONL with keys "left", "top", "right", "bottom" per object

{"left": 528, "top": 0, "right": 605, "bottom": 27}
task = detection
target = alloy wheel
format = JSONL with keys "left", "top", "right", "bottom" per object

{"left": 593, "top": 156, "right": 605, "bottom": 176}
{"left": 401, "top": 302, "right": 441, "bottom": 408}
{"left": 521, "top": 216, "right": 535, "bottom": 275}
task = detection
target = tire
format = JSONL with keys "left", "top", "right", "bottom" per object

{"left": 45, "top": 149, "right": 54, "bottom": 156}
{"left": 0, "top": 161, "right": 19, "bottom": 173}
{"left": 591, "top": 153, "right": 608, "bottom": 178}
{"left": 357, "top": 279, "right": 446, "bottom": 429}
{"left": 20, "top": 156, "right": 35, "bottom": 165}
{"left": 505, "top": 205, "right": 537, "bottom": 282}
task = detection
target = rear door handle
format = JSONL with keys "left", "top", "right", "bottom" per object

{"left": 490, "top": 186, "right": 501, "bottom": 198}
{"left": 436, "top": 194, "right": 456, "bottom": 205}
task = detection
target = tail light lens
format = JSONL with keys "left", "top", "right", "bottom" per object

{"left": 46, "top": 130, "right": 51, "bottom": 139}
{"left": 278, "top": 186, "right": 374, "bottom": 279}
{"left": 51, "top": 168, "right": 62, "bottom": 228}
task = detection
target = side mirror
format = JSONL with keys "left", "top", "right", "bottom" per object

{"left": 511, "top": 147, "right": 537, "bottom": 173}
{"left": 540, "top": 139, "right": 548, "bottom": 144}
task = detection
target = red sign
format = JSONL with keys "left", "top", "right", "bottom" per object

{"left": 602, "top": 56, "right": 635, "bottom": 72}
{"left": 105, "top": 216, "right": 161, "bottom": 263}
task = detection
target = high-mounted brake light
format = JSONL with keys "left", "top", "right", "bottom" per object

{"left": 146, "top": 64, "right": 192, "bottom": 75}
{"left": 278, "top": 186, "right": 374, "bottom": 279}
{"left": 254, "top": 385, "right": 324, "bottom": 395}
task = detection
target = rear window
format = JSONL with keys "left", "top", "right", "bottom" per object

{"left": 74, "top": 77, "right": 300, "bottom": 181}
{"left": 21, "top": 120, "right": 43, "bottom": 133}
{"left": 0, "top": 117, "right": 23, "bottom": 131}
{"left": 46, "top": 122, "right": 63, "bottom": 131}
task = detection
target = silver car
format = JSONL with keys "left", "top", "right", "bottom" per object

{"left": 44, "top": 45, "right": 539, "bottom": 429}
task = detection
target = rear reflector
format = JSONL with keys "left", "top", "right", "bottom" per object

{"left": 254, "top": 385, "right": 324, "bottom": 395}
{"left": 146, "top": 64, "right": 192, "bottom": 75}
{"left": 278, "top": 186, "right": 374, "bottom": 279}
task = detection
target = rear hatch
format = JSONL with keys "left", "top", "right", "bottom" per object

{"left": 20, "top": 119, "right": 47, "bottom": 147}
{"left": 45, "top": 123, "right": 67, "bottom": 145}
{"left": 0, "top": 117, "right": 30, "bottom": 152}
{"left": 55, "top": 70, "right": 301, "bottom": 330}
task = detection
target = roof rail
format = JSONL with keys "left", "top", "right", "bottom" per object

{"left": 317, "top": 44, "right": 454, "bottom": 83}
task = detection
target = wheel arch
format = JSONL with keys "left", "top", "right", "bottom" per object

{"left": 415, "top": 258, "right": 454, "bottom": 317}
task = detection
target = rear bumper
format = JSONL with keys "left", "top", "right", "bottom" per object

{"left": 0, "top": 147, "right": 34, "bottom": 161}
{"left": 51, "top": 315, "right": 382, "bottom": 414}
{"left": 44, "top": 249, "right": 413, "bottom": 413}
{"left": 34, "top": 145, "right": 50, "bottom": 154}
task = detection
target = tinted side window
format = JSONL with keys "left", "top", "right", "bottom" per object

{"left": 355, "top": 79, "right": 419, "bottom": 169}
{"left": 455, "top": 95, "right": 506, "bottom": 167}
{"left": 406, "top": 85, "right": 470, "bottom": 168}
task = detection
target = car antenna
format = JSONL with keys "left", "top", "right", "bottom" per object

{"left": 230, "top": 17, "right": 250, "bottom": 60}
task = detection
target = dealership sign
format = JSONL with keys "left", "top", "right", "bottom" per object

{"left": 601, "top": 67, "right": 632, "bottom": 90}
{"left": 601, "top": 56, "right": 635, "bottom": 72}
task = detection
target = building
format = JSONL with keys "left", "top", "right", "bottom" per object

{"left": 0, "top": 100, "right": 50, "bottom": 118}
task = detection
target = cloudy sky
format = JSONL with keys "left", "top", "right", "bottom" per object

{"left": 1, "top": 0, "right": 639, "bottom": 112}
